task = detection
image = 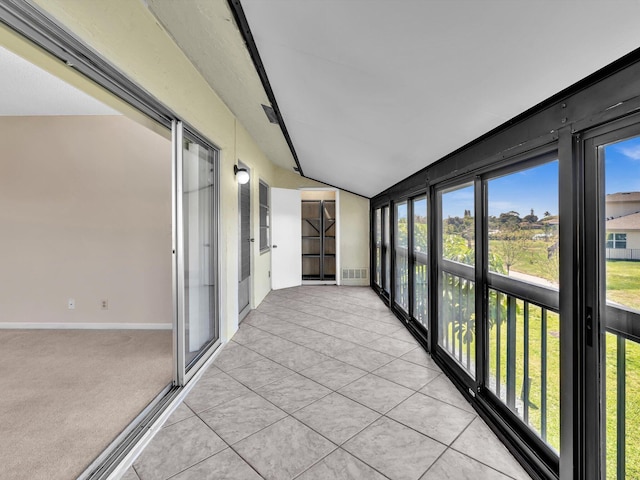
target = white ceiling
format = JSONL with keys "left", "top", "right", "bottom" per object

{"left": 0, "top": 46, "right": 119, "bottom": 116}
{"left": 147, "top": 0, "right": 640, "bottom": 198}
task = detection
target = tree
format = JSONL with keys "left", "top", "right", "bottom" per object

{"left": 498, "top": 211, "right": 521, "bottom": 229}
{"left": 494, "top": 224, "right": 530, "bottom": 274}
{"left": 523, "top": 208, "right": 538, "bottom": 224}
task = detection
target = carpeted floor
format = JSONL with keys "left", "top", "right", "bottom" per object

{"left": 0, "top": 329, "right": 172, "bottom": 480}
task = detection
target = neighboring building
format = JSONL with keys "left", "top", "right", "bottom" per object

{"left": 606, "top": 192, "right": 640, "bottom": 258}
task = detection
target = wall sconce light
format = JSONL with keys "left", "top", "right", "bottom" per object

{"left": 234, "top": 164, "right": 250, "bottom": 184}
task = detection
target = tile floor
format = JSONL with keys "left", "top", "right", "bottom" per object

{"left": 124, "top": 286, "right": 532, "bottom": 480}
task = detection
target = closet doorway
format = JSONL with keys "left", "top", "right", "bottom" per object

{"left": 301, "top": 190, "right": 337, "bottom": 283}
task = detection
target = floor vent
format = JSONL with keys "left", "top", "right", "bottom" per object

{"left": 342, "top": 268, "right": 368, "bottom": 280}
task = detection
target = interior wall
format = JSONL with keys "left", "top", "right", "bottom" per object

{"left": 0, "top": 115, "right": 172, "bottom": 327}
{"left": 8, "top": 0, "right": 369, "bottom": 342}
{"left": 301, "top": 190, "right": 336, "bottom": 200}
{"left": 272, "top": 168, "right": 370, "bottom": 287}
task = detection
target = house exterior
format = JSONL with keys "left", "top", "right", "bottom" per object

{"left": 606, "top": 192, "right": 640, "bottom": 258}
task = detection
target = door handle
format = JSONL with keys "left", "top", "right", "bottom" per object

{"left": 249, "top": 238, "right": 255, "bottom": 242}
{"left": 272, "top": 245, "right": 278, "bottom": 248}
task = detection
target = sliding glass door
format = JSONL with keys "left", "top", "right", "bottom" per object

{"left": 383, "top": 205, "right": 391, "bottom": 296}
{"left": 584, "top": 126, "right": 640, "bottom": 480}
{"left": 174, "top": 121, "right": 220, "bottom": 384}
{"left": 484, "top": 158, "right": 560, "bottom": 456}
{"left": 432, "top": 156, "right": 561, "bottom": 472}
{"left": 412, "top": 195, "right": 428, "bottom": 328}
{"left": 394, "top": 201, "right": 409, "bottom": 312}
{"left": 374, "top": 207, "right": 382, "bottom": 288}
{"left": 438, "top": 182, "right": 476, "bottom": 379}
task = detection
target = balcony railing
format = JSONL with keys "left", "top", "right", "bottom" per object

{"left": 414, "top": 250, "right": 428, "bottom": 326}
{"left": 605, "top": 304, "right": 640, "bottom": 480}
{"left": 393, "top": 247, "right": 429, "bottom": 327}
{"left": 439, "top": 264, "right": 475, "bottom": 378}
{"left": 487, "top": 286, "right": 560, "bottom": 452}
{"left": 394, "top": 246, "right": 409, "bottom": 312}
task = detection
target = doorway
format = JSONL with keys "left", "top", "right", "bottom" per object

{"left": 301, "top": 190, "right": 337, "bottom": 283}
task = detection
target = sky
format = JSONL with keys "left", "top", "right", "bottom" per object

{"left": 440, "top": 161, "right": 560, "bottom": 219}
{"left": 605, "top": 136, "right": 640, "bottom": 195}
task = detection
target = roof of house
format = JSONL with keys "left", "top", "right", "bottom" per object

{"left": 607, "top": 211, "right": 640, "bottom": 230}
{"left": 606, "top": 192, "right": 640, "bottom": 203}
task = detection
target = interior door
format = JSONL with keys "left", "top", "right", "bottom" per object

{"left": 271, "top": 187, "right": 302, "bottom": 290}
{"left": 238, "top": 161, "right": 251, "bottom": 320}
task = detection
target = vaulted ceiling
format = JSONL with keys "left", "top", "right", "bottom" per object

{"left": 147, "top": 0, "right": 640, "bottom": 197}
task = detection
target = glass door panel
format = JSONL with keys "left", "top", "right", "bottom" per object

{"left": 374, "top": 208, "right": 382, "bottom": 287}
{"left": 394, "top": 201, "right": 409, "bottom": 312}
{"left": 175, "top": 122, "right": 219, "bottom": 384}
{"left": 383, "top": 205, "right": 391, "bottom": 294}
{"left": 438, "top": 183, "right": 475, "bottom": 378}
{"left": 485, "top": 160, "right": 560, "bottom": 453}
{"left": 412, "top": 196, "right": 428, "bottom": 327}
{"left": 597, "top": 135, "right": 640, "bottom": 479}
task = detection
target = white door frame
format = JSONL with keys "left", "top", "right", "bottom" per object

{"left": 300, "top": 188, "right": 340, "bottom": 286}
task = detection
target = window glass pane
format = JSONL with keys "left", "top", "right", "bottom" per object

{"left": 442, "top": 184, "right": 475, "bottom": 266}
{"left": 383, "top": 206, "right": 390, "bottom": 293}
{"left": 394, "top": 201, "right": 408, "bottom": 311}
{"left": 259, "top": 182, "right": 269, "bottom": 251}
{"left": 602, "top": 136, "right": 640, "bottom": 479}
{"left": 487, "top": 161, "right": 559, "bottom": 288}
{"left": 413, "top": 196, "right": 428, "bottom": 326}
{"left": 375, "top": 208, "right": 382, "bottom": 287}
{"left": 182, "top": 137, "right": 218, "bottom": 368}
{"left": 603, "top": 138, "right": 640, "bottom": 310}
{"left": 485, "top": 160, "right": 560, "bottom": 452}
{"left": 439, "top": 183, "right": 475, "bottom": 378}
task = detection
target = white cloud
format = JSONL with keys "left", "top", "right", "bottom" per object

{"left": 618, "top": 144, "right": 640, "bottom": 160}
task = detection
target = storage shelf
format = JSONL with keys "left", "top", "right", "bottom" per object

{"left": 301, "top": 199, "right": 336, "bottom": 281}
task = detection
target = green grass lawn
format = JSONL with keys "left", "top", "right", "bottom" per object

{"left": 443, "top": 244, "right": 640, "bottom": 477}
{"left": 606, "top": 260, "right": 640, "bottom": 312}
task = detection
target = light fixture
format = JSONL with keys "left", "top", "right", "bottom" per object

{"left": 234, "top": 164, "right": 250, "bottom": 184}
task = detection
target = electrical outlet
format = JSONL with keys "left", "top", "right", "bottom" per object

{"left": 101, "top": 299, "right": 109, "bottom": 310}
{"left": 68, "top": 298, "right": 75, "bottom": 310}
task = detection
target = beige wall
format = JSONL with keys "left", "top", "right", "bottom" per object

{"left": 2, "top": 0, "right": 370, "bottom": 340}
{"left": 0, "top": 116, "right": 172, "bottom": 326}
{"left": 607, "top": 201, "right": 640, "bottom": 219}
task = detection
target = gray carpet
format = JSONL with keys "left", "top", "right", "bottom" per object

{"left": 0, "top": 329, "right": 172, "bottom": 480}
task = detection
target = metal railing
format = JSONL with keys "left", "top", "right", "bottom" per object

{"left": 414, "top": 250, "right": 428, "bottom": 326}
{"left": 394, "top": 246, "right": 409, "bottom": 311}
{"left": 439, "top": 266, "right": 475, "bottom": 377}
{"left": 605, "top": 304, "right": 640, "bottom": 480}
{"left": 606, "top": 248, "right": 640, "bottom": 260}
{"left": 487, "top": 284, "right": 560, "bottom": 452}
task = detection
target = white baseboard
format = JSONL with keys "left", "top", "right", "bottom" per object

{"left": 0, "top": 322, "right": 172, "bottom": 330}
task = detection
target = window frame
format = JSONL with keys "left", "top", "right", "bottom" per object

{"left": 606, "top": 232, "right": 627, "bottom": 249}
{"left": 259, "top": 179, "right": 270, "bottom": 253}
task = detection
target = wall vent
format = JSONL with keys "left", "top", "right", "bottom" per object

{"left": 342, "top": 268, "right": 368, "bottom": 280}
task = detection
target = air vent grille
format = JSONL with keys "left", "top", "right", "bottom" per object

{"left": 342, "top": 268, "right": 368, "bottom": 280}
{"left": 261, "top": 104, "right": 279, "bottom": 124}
